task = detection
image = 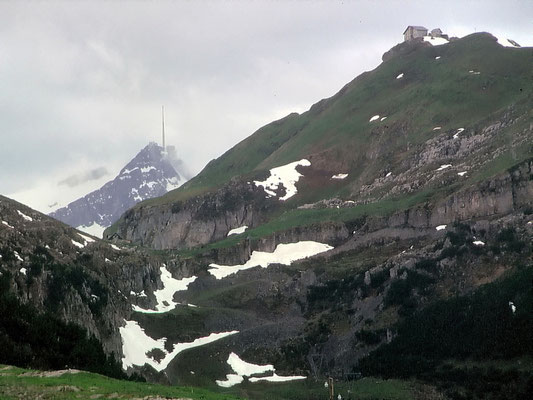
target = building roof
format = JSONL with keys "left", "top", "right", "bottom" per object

{"left": 403, "top": 25, "right": 428, "bottom": 34}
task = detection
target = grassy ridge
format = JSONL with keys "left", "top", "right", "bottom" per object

{"left": 142, "top": 33, "right": 532, "bottom": 208}
{"left": 0, "top": 364, "right": 241, "bottom": 400}
{"left": 108, "top": 34, "right": 533, "bottom": 241}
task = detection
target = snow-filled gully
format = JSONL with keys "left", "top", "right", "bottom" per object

{"left": 124, "top": 242, "right": 333, "bottom": 378}
{"left": 120, "top": 320, "right": 238, "bottom": 371}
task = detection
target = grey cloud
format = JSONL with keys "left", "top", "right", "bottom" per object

{"left": 58, "top": 167, "right": 109, "bottom": 188}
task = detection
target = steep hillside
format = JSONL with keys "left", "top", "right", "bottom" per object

{"left": 95, "top": 32, "right": 533, "bottom": 400}
{"left": 51, "top": 142, "right": 188, "bottom": 238}
{"left": 108, "top": 33, "right": 533, "bottom": 250}
{"left": 0, "top": 194, "right": 166, "bottom": 360}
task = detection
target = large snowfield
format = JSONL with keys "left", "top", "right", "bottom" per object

{"left": 209, "top": 241, "right": 334, "bottom": 279}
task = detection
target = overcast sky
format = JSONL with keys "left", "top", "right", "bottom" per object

{"left": 2, "top": 0, "right": 532, "bottom": 210}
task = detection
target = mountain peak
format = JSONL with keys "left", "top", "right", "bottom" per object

{"left": 49, "top": 143, "right": 189, "bottom": 237}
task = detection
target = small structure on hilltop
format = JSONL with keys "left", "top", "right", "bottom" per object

{"left": 403, "top": 26, "right": 427, "bottom": 41}
{"left": 430, "top": 28, "right": 449, "bottom": 40}
{"left": 404, "top": 26, "right": 449, "bottom": 42}
{"left": 431, "top": 28, "right": 442, "bottom": 37}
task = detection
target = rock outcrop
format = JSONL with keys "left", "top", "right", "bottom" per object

{"left": 111, "top": 180, "right": 274, "bottom": 250}
{"left": 0, "top": 195, "right": 165, "bottom": 356}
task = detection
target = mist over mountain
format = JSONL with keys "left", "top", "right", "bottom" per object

{"left": 50, "top": 142, "right": 189, "bottom": 237}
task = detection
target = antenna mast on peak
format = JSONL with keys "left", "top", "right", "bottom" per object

{"left": 161, "top": 105, "right": 166, "bottom": 151}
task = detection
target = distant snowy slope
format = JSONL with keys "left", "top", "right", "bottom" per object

{"left": 49, "top": 142, "right": 187, "bottom": 237}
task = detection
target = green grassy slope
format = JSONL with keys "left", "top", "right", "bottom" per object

{"left": 0, "top": 364, "right": 241, "bottom": 400}
{"left": 144, "top": 33, "right": 533, "bottom": 207}
{"left": 107, "top": 33, "right": 533, "bottom": 244}
{"left": 0, "top": 363, "right": 445, "bottom": 400}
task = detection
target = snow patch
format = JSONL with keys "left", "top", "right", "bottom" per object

{"left": 140, "top": 166, "right": 156, "bottom": 173}
{"left": 2, "top": 221, "right": 14, "bottom": 229}
{"left": 78, "top": 233, "right": 95, "bottom": 245}
{"left": 133, "top": 266, "right": 197, "bottom": 313}
{"left": 436, "top": 225, "right": 447, "bottom": 231}
{"left": 453, "top": 128, "right": 464, "bottom": 139}
{"left": 435, "top": 56, "right": 441, "bottom": 60}
{"left": 496, "top": 37, "right": 520, "bottom": 48}
{"left": 228, "top": 352, "right": 274, "bottom": 377}
{"left": 385, "top": 172, "right": 392, "bottom": 178}
{"left": 110, "top": 244, "right": 121, "bottom": 251}
{"left": 217, "top": 374, "right": 244, "bottom": 388}
{"left": 331, "top": 173, "right": 348, "bottom": 180}
{"left": 433, "top": 126, "right": 441, "bottom": 131}
{"left": 380, "top": 116, "right": 387, "bottom": 121}
{"left": 77, "top": 222, "right": 106, "bottom": 239}
{"left": 16, "top": 210, "right": 33, "bottom": 222}
{"left": 120, "top": 320, "right": 238, "bottom": 372}
{"left": 216, "top": 352, "right": 306, "bottom": 387}
{"left": 227, "top": 226, "right": 248, "bottom": 236}
{"left": 369, "top": 115, "right": 380, "bottom": 122}
{"left": 254, "top": 159, "right": 311, "bottom": 201}
{"left": 396, "top": 73, "right": 404, "bottom": 79}
{"left": 14, "top": 251, "right": 23, "bottom": 262}
{"left": 423, "top": 36, "right": 449, "bottom": 46}
{"left": 19, "top": 268, "right": 27, "bottom": 275}
{"left": 131, "top": 188, "right": 142, "bottom": 202}
{"left": 209, "top": 241, "right": 333, "bottom": 280}
{"left": 457, "top": 171, "right": 467, "bottom": 177}
{"left": 121, "top": 167, "right": 139, "bottom": 175}
{"left": 249, "top": 373, "right": 307, "bottom": 383}
{"left": 473, "top": 240, "right": 485, "bottom": 246}
{"left": 71, "top": 239, "right": 85, "bottom": 249}
{"left": 436, "top": 164, "right": 452, "bottom": 171}
{"left": 165, "top": 176, "right": 184, "bottom": 192}
{"left": 468, "top": 70, "right": 480, "bottom": 75}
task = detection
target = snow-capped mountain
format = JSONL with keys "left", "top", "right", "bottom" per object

{"left": 49, "top": 142, "right": 188, "bottom": 237}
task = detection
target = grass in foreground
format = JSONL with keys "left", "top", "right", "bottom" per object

{"left": 0, "top": 364, "right": 443, "bottom": 400}
{"left": 0, "top": 364, "right": 241, "bottom": 400}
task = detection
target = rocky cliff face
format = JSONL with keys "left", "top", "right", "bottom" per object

{"left": 50, "top": 143, "right": 187, "bottom": 237}
{"left": 0, "top": 195, "right": 165, "bottom": 356}
{"left": 111, "top": 180, "right": 276, "bottom": 249}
